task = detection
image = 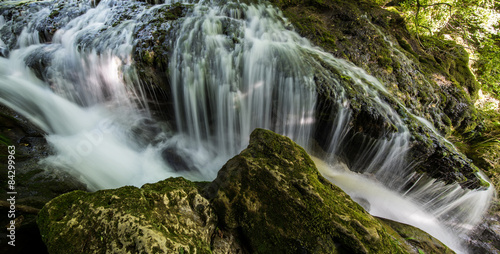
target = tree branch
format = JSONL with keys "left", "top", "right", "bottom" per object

{"left": 0, "top": 200, "right": 40, "bottom": 214}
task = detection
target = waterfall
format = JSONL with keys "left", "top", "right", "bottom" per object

{"left": 0, "top": 0, "right": 187, "bottom": 190}
{"left": 170, "top": 3, "right": 316, "bottom": 160}
{"left": 0, "top": 0, "right": 494, "bottom": 253}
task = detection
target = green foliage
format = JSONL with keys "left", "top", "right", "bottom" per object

{"left": 474, "top": 33, "right": 500, "bottom": 97}
{"left": 396, "top": 0, "right": 500, "bottom": 99}
{"left": 399, "top": 0, "right": 454, "bottom": 35}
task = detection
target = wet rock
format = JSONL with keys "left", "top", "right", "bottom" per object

{"left": 272, "top": 0, "right": 484, "bottom": 189}
{"left": 161, "top": 148, "right": 194, "bottom": 172}
{"left": 132, "top": 3, "right": 190, "bottom": 120}
{"left": 269, "top": 0, "right": 478, "bottom": 134}
{"left": 0, "top": 0, "right": 90, "bottom": 50}
{"left": 466, "top": 211, "right": 500, "bottom": 253}
{"left": 0, "top": 46, "right": 8, "bottom": 57}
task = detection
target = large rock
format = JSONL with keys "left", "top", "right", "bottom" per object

{"left": 38, "top": 129, "right": 416, "bottom": 253}
{"left": 265, "top": 0, "right": 483, "bottom": 188}
{"left": 267, "top": 0, "right": 478, "bottom": 134}
{"left": 37, "top": 178, "right": 216, "bottom": 254}
{"left": 206, "top": 128, "right": 408, "bottom": 253}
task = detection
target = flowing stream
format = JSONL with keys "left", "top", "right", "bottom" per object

{"left": 0, "top": 0, "right": 494, "bottom": 253}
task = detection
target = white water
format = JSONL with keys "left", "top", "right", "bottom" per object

{"left": 0, "top": 0, "right": 494, "bottom": 252}
{"left": 313, "top": 157, "right": 494, "bottom": 253}
{"left": 0, "top": 1, "right": 190, "bottom": 190}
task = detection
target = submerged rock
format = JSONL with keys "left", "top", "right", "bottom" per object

{"left": 38, "top": 129, "right": 413, "bottom": 253}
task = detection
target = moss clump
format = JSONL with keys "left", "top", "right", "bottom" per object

{"left": 48, "top": 9, "right": 60, "bottom": 19}
{"left": 452, "top": 107, "right": 500, "bottom": 194}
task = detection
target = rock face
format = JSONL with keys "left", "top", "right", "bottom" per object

{"left": 38, "top": 129, "right": 417, "bottom": 253}
{"left": 268, "top": 0, "right": 478, "bottom": 134}
{"left": 265, "top": 0, "right": 483, "bottom": 188}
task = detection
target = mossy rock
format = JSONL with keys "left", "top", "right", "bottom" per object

{"left": 37, "top": 178, "right": 216, "bottom": 254}
{"left": 266, "top": 0, "right": 478, "bottom": 136}
{"left": 207, "top": 128, "right": 409, "bottom": 253}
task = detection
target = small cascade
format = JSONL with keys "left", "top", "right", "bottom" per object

{"left": 313, "top": 156, "right": 470, "bottom": 253}
{"left": 314, "top": 155, "right": 494, "bottom": 254}
{"left": 403, "top": 172, "right": 495, "bottom": 231}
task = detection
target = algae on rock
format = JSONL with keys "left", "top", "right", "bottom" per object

{"left": 378, "top": 217, "right": 455, "bottom": 254}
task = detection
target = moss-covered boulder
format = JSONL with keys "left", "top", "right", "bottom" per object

{"left": 206, "top": 128, "right": 408, "bottom": 253}
{"left": 37, "top": 178, "right": 216, "bottom": 254}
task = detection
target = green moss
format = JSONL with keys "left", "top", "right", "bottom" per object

{"left": 142, "top": 50, "right": 155, "bottom": 66}
{"left": 281, "top": 7, "right": 338, "bottom": 52}
{"left": 421, "top": 36, "right": 478, "bottom": 98}
{"left": 49, "top": 9, "right": 60, "bottom": 19}
{"left": 396, "top": 36, "right": 417, "bottom": 57}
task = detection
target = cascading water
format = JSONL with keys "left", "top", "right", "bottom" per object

{"left": 0, "top": 0, "right": 494, "bottom": 253}
{"left": 170, "top": 3, "right": 317, "bottom": 172}
{"left": 0, "top": 0, "right": 187, "bottom": 190}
